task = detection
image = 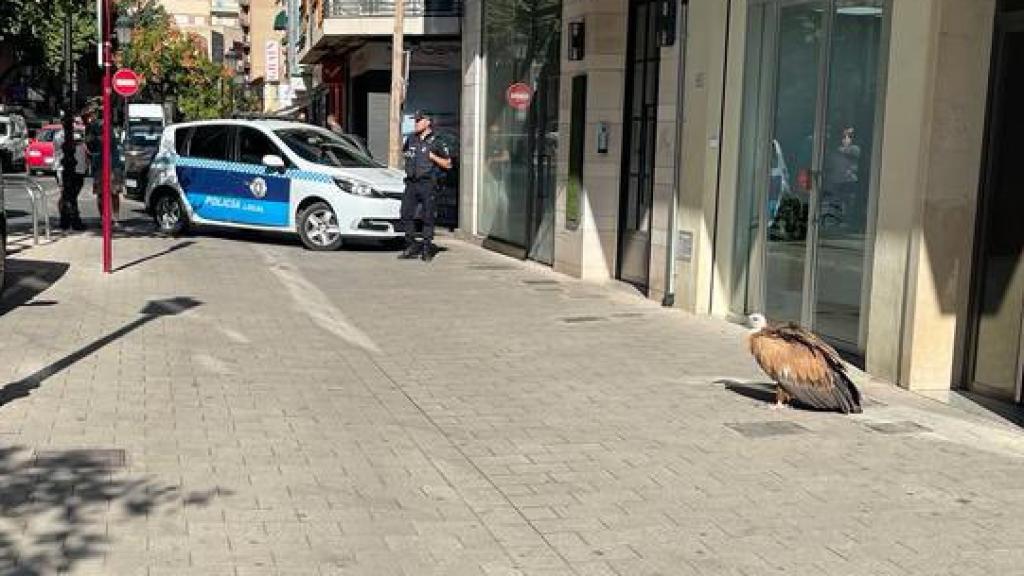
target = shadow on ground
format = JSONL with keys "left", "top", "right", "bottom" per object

{"left": 113, "top": 240, "right": 196, "bottom": 272}
{"left": 0, "top": 260, "right": 70, "bottom": 317}
{"left": 716, "top": 378, "right": 778, "bottom": 405}
{"left": 0, "top": 298, "right": 202, "bottom": 407}
{"left": 0, "top": 445, "right": 231, "bottom": 575}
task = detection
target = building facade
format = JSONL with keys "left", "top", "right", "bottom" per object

{"left": 295, "top": 0, "right": 462, "bottom": 148}
{"left": 159, "top": 0, "right": 247, "bottom": 63}
{"left": 461, "top": 0, "right": 1021, "bottom": 406}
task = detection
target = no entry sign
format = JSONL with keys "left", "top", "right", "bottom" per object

{"left": 112, "top": 68, "right": 141, "bottom": 97}
{"left": 506, "top": 82, "right": 533, "bottom": 111}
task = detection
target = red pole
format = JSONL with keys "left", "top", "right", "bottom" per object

{"left": 101, "top": 0, "right": 112, "bottom": 273}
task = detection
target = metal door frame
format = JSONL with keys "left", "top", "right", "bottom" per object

{"left": 616, "top": 0, "right": 663, "bottom": 292}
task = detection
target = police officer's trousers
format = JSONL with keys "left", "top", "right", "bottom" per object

{"left": 400, "top": 180, "right": 436, "bottom": 243}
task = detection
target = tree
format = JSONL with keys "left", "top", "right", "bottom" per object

{"left": 0, "top": 0, "right": 96, "bottom": 87}
{"left": 118, "top": 8, "right": 240, "bottom": 120}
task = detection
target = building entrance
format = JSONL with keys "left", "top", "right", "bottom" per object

{"left": 968, "top": 7, "right": 1024, "bottom": 404}
{"left": 733, "top": 0, "right": 887, "bottom": 354}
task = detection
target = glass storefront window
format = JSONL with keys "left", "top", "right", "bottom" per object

{"left": 479, "top": 0, "right": 561, "bottom": 256}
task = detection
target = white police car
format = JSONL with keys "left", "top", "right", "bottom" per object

{"left": 145, "top": 119, "right": 407, "bottom": 250}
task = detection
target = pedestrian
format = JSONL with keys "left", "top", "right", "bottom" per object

{"left": 58, "top": 131, "right": 87, "bottom": 231}
{"left": 398, "top": 110, "right": 451, "bottom": 262}
{"left": 326, "top": 114, "right": 343, "bottom": 135}
{"left": 89, "top": 117, "right": 123, "bottom": 226}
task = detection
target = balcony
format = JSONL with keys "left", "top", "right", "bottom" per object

{"left": 239, "top": 10, "right": 250, "bottom": 28}
{"left": 326, "top": 0, "right": 461, "bottom": 18}
{"left": 299, "top": 0, "right": 461, "bottom": 63}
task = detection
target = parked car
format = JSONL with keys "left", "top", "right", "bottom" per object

{"left": 145, "top": 119, "right": 407, "bottom": 250}
{"left": 26, "top": 123, "right": 61, "bottom": 175}
{"left": 0, "top": 112, "right": 28, "bottom": 172}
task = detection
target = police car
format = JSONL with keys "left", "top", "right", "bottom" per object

{"left": 145, "top": 119, "right": 407, "bottom": 250}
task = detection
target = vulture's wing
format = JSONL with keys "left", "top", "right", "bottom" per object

{"left": 749, "top": 328, "right": 862, "bottom": 413}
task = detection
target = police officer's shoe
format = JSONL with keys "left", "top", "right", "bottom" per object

{"left": 397, "top": 241, "right": 422, "bottom": 259}
{"left": 421, "top": 241, "right": 437, "bottom": 262}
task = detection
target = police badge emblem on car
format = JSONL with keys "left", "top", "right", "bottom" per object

{"left": 249, "top": 177, "right": 268, "bottom": 199}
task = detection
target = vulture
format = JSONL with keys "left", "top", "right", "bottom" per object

{"left": 747, "top": 314, "right": 863, "bottom": 414}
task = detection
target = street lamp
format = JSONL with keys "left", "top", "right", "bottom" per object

{"left": 115, "top": 15, "right": 132, "bottom": 48}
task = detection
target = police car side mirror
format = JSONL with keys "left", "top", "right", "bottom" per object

{"left": 262, "top": 154, "right": 286, "bottom": 173}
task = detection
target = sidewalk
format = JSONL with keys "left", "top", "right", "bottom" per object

{"left": 0, "top": 223, "right": 1023, "bottom": 575}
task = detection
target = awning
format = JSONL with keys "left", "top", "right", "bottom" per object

{"left": 273, "top": 10, "right": 287, "bottom": 31}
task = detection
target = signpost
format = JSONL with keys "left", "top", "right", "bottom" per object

{"left": 506, "top": 82, "right": 533, "bottom": 111}
{"left": 100, "top": 0, "right": 113, "bottom": 273}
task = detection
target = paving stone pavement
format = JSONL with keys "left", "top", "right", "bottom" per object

{"left": 1, "top": 211, "right": 1024, "bottom": 575}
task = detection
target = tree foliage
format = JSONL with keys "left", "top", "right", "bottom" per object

{"left": 117, "top": 2, "right": 244, "bottom": 120}
{"left": 0, "top": 0, "right": 96, "bottom": 84}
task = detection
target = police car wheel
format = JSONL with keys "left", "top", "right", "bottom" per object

{"left": 298, "top": 202, "right": 343, "bottom": 251}
{"left": 154, "top": 193, "right": 187, "bottom": 236}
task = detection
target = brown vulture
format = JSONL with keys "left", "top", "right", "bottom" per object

{"left": 747, "top": 314, "right": 863, "bottom": 414}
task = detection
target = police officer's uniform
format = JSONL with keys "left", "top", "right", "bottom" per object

{"left": 399, "top": 111, "right": 450, "bottom": 261}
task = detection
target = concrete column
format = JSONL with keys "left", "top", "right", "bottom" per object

{"left": 676, "top": 0, "right": 736, "bottom": 314}
{"left": 458, "top": 0, "right": 483, "bottom": 238}
{"left": 866, "top": 0, "right": 995, "bottom": 389}
{"left": 553, "top": 0, "right": 628, "bottom": 281}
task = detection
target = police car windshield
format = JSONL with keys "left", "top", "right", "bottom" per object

{"left": 275, "top": 128, "right": 382, "bottom": 168}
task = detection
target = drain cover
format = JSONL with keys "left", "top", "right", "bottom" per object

{"left": 523, "top": 280, "right": 559, "bottom": 285}
{"left": 562, "top": 316, "right": 607, "bottom": 324}
{"left": 864, "top": 421, "right": 931, "bottom": 434}
{"left": 34, "top": 449, "right": 127, "bottom": 469}
{"left": 725, "top": 421, "right": 808, "bottom": 438}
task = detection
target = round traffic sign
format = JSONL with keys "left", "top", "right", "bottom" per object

{"left": 506, "top": 82, "right": 533, "bottom": 111}
{"left": 112, "top": 68, "right": 141, "bottom": 97}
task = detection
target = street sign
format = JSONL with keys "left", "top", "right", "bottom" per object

{"left": 506, "top": 82, "right": 533, "bottom": 111}
{"left": 112, "top": 68, "right": 141, "bottom": 97}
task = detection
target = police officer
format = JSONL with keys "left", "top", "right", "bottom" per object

{"left": 398, "top": 110, "right": 451, "bottom": 262}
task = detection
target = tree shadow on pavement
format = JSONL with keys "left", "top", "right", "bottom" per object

{"left": 0, "top": 260, "right": 70, "bottom": 317}
{"left": 0, "top": 297, "right": 202, "bottom": 407}
{"left": 0, "top": 445, "right": 232, "bottom": 575}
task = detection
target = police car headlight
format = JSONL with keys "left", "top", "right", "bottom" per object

{"left": 334, "top": 177, "right": 381, "bottom": 198}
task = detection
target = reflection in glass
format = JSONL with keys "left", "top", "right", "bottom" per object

{"left": 479, "top": 0, "right": 560, "bottom": 259}
{"left": 813, "top": 0, "right": 885, "bottom": 347}
{"left": 762, "top": 2, "right": 824, "bottom": 325}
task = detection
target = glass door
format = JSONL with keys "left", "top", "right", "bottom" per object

{"left": 762, "top": 0, "right": 827, "bottom": 325}
{"left": 617, "top": 0, "right": 662, "bottom": 290}
{"left": 969, "top": 11, "right": 1024, "bottom": 403}
{"left": 738, "top": 0, "right": 887, "bottom": 353}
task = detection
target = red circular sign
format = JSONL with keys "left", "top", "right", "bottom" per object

{"left": 112, "top": 68, "right": 141, "bottom": 97}
{"left": 506, "top": 82, "right": 533, "bottom": 110}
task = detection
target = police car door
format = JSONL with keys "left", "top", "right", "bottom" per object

{"left": 178, "top": 124, "right": 235, "bottom": 223}
{"left": 230, "top": 126, "right": 291, "bottom": 227}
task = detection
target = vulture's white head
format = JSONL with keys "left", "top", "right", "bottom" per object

{"left": 748, "top": 313, "right": 768, "bottom": 332}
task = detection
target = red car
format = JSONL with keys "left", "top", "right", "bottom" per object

{"left": 26, "top": 124, "right": 61, "bottom": 175}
